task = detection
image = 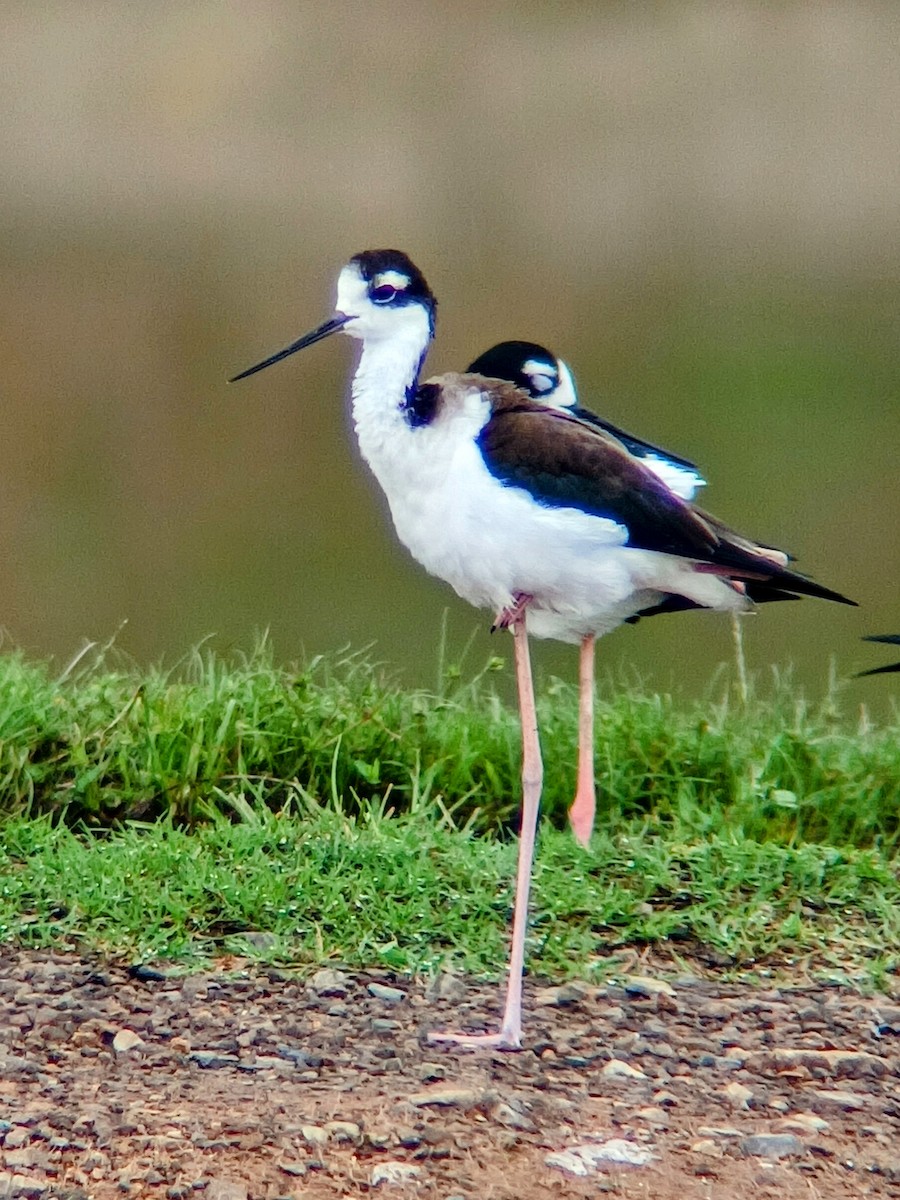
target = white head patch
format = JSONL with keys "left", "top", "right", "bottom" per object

{"left": 335, "top": 261, "right": 368, "bottom": 317}
{"left": 373, "top": 269, "right": 411, "bottom": 291}
{"left": 552, "top": 359, "right": 578, "bottom": 410}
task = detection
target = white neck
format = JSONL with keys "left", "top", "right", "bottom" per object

{"left": 349, "top": 323, "right": 429, "bottom": 476}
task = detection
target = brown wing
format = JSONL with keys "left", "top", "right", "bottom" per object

{"left": 474, "top": 381, "right": 719, "bottom": 558}
{"left": 466, "top": 377, "right": 854, "bottom": 606}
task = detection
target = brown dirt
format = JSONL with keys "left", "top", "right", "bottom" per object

{"left": 1, "top": 949, "right": 898, "bottom": 1200}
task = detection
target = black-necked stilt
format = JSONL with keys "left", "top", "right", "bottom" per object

{"left": 858, "top": 634, "right": 900, "bottom": 676}
{"left": 467, "top": 341, "right": 706, "bottom": 501}
{"left": 464, "top": 340, "right": 828, "bottom": 831}
{"left": 231, "top": 249, "right": 855, "bottom": 1049}
{"left": 466, "top": 340, "right": 709, "bottom": 848}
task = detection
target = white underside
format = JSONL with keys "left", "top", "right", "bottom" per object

{"left": 351, "top": 358, "right": 749, "bottom": 645}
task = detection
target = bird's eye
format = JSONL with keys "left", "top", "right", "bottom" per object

{"left": 371, "top": 284, "right": 398, "bottom": 304}
{"left": 529, "top": 371, "right": 556, "bottom": 395}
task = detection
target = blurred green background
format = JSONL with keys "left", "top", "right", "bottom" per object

{"left": 0, "top": 2, "right": 897, "bottom": 696}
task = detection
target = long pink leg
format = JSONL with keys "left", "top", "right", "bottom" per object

{"left": 568, "top": 634, "right": 596, "bottom": 847}
{"left": 429, "top": 615, "right": 543, "bottom": 1049}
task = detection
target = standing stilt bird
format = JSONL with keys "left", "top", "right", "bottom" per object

{"left": 231, "top": 250, "right": 855, "bottom": 1049}
{"left": 466, "top": 341, "right": 707, "bottom": 844}
{"left": 464, "top": 340, "right": 813, "bottom": 842}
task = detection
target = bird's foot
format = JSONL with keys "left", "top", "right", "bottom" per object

{"left": 491, "top": 592, "right": 533, "bottom": 633}
{"left": 427, "top": 1027, "right": 522, "bottom": 1051}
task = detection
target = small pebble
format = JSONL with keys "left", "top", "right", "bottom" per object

{"left": 601, "top": 1058, "right": 647, "bottom": 1080}
{"left": 547, "top": 1137, "right": 654, "bottom": 1176}
{"left": 778, "top": 1112, "right": 830, "bottom": 1135}
{"left": 810, "top": 1089, "right": 869, "bottom": 1112}
{"left": 722, "top": 1081, "right": 754, "bottom": 1109}
{"left": 278, "top": 1160, "right": 307, "bottom": 1178}
{"left": 491, "top": 1102, "right": 534, "bottom": 1131}
{"left": 324, "top": 1120, "right": 361, "bottom": 1143}
{"left": 367, "top": 983, "right": 406, "bottom": 1003}
{"left": 691, "top": 1138, "right": 722, "bottom": 1156}
{"left": 623, "top": 975, "right": 676, "bottom": 998}
{"left": 301, "top": 1124, "right": 328, "bottom": 1147}
{"left": 189, "top": 1051, "right": 240, "bottom": 1070}
{"left": 417, "top": 1061, "right": 446, "bottom": 1082}
{"left": 534, "top": 981, "right": 591, "bottom": 1007}
{"left": 740, "top": 1133, "right": 805, "bottom": 1159}
{"left": 307, "top": 968, "right": 350, "bottom": 997}
{"left": 425, "top": 973, "right": 466, "bottom": 1002}
{"left": 127, "top": 964, "right": 167, "bottom": 982}
{"left": 112, "top": 1028, "right": 145, "bottom": 1054}
{"left": 635, "top": 1106, "right": 669, "bottom": 1126}
{"left": 408, "top": 1086, "right": 488, "bottom": 1108}
{"left": 371, "top": 1162, "right": 422, "bottom": 1186}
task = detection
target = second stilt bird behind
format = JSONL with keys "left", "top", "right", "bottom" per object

{"left": 466, "top": 340, "right": 710, "bottom": 845}
{"left": 231, "top": 249, "right": 855, "bottom": 1049}
{"left": 466, "top": 340, "right": 706, "bottom": 500}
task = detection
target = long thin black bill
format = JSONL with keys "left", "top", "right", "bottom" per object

{"left": 228, "top": 314, "right": 352, "bottom": 382}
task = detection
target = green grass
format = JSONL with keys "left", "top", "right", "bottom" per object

{"left": 0, "top": 637, "right": 898, "bottom": 986}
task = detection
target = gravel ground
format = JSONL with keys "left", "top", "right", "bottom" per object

{"left": 0, "top": 949, "right": 898, "bottom": 1199}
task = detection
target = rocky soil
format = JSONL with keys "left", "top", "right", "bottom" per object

{"left": 0, "top": 949, "right": 898, "bottom": 1199}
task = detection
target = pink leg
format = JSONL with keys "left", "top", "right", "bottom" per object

{"left": 568, "top": 634, "right": 595, "bottom": 847}
{"left": 429, "top": 616, "right": 543, "bottom": 1050}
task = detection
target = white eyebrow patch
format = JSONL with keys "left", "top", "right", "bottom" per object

{"left": 374, "top": 270, "right": 411, "bottom": 290}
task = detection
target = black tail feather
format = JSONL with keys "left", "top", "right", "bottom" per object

{"left": 857, "top": 634, "right": 900, "bottom": 677}
{"left": 857, "top": 662, "right": 900, "bottom": 677}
